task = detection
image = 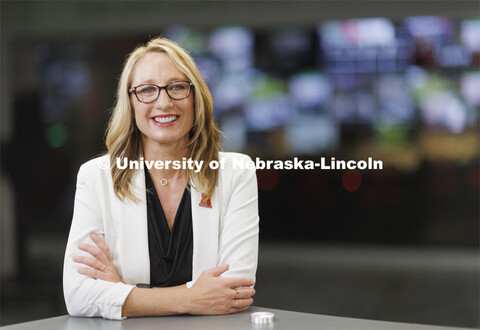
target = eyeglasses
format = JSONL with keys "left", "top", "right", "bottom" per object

{"left": 129, "top": 81, "right": 193, "bottom": 103}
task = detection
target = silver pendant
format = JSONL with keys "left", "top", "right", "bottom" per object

{"left": 160, "top": 178, "right": 168, "bottom": 186}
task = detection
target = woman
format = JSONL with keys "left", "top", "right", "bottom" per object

{"left": 63, "top": 37, "right": 259, "bottom": 320}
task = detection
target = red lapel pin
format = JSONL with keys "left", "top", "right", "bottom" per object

{"left": 199, "top": 193, "right": 212, "bottom": 208}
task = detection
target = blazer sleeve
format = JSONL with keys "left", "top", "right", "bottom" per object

{"left": 217, "top": 155, "right": 259, "bottom": 282}
{"left": 63, "top": 163, "right": 135, "bottom": 320}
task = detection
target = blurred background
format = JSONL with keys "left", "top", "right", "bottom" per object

{"left": 1, "top": 0, "right": 479, "bottom": 328}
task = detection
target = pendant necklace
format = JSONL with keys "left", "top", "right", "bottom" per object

{"left": 150, "top": 171, "right": 182, "bottom": 187}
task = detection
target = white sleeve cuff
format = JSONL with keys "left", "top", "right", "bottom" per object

{"left": 102, "top": 282, "right": 136, "bottom": 320}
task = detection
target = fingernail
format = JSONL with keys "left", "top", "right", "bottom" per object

{"left": 73, "top": 256, "right": 79, "bottom": 261}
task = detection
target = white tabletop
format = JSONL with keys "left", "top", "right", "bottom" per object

{"left": 2, "top": 306, "right": 470, "bottom": 330}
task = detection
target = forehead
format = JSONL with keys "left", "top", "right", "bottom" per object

{"left": 131, "top": 51, "right": 188, "bottom": 84}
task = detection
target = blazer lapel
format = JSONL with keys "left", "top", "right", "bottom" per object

{"left": 190, "top": 186, "right": 220, "bottom": 284}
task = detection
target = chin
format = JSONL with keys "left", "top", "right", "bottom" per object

{"left": 146, "top": 133, "right": 190, "bottom": 146}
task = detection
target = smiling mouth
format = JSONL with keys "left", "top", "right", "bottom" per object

{"left": 153, "top": 115, "right": 179, "bottom": 123}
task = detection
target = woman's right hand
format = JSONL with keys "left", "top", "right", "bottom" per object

{"left": 73, "top": 233, "right": 124, "bottom": 284}
{"left": 186, "top": 264, "right": 256, "bottom": 315}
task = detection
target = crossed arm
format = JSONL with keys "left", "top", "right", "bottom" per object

{"left": 73, "top": 233, "right": 255, "bottom": 317}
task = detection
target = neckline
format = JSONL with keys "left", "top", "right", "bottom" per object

{"left": 145, "top": 168, "right": 189, "bottom": 234}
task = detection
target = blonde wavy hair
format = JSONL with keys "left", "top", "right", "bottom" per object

{"left": 105, "top": 37, "right": 221, "bottom": 202}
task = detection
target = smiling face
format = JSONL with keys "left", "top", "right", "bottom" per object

{"left": 130, "top": 51, "right": 194, "bottom": 151}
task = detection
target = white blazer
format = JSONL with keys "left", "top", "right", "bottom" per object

{"left": 63, "top": 152, "right": 259, "bottom": 320}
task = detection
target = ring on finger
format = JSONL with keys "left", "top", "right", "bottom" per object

{"left": 233, "top": 299, "right": 238, "bottom": 308}
{"left": 100, "top": 264, "right": 106, "bottom": 271}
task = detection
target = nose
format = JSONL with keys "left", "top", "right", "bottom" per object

{"left": 154, "top": 88, "right": 173, "bottom": 108}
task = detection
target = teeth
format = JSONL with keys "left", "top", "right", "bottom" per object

{"left": 154, "top": 116, "right": 177, "bottom": 123}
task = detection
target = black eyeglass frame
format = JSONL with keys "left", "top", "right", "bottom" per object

{"left": 129, "top": 81, "right": 194, "bottom": 103}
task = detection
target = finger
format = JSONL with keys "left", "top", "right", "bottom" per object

{"left": 78, "top": 243, "right": 108, "bottom": 264}
{"left": 73, "top": 256, "right": 103, "bottom": 270}
{"left": 234, "top": 288, "right": 256, "bottom": 299}
{"left": 205, "top": 264, "right": 229, "bottom": 277}
{"left": 235, "top": 298, "right": 254, "bottom": 309}
{"left": 78, "top": 243, "right": 101, "bottom": 258}
{"left": 224, "top": 277, "right": 255, "bottom": 288}
{"left": 78, "top": 266, "right": 104, "bottom": 280}
{"left": 231, "top": 298, "right": 253, "bottom": 310}
{"left": 90, "top": 233, "right": 111, "bottom": 259}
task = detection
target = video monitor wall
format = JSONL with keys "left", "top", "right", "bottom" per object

{"left": 33, "top": 17, "right": 479, "bottom": 159}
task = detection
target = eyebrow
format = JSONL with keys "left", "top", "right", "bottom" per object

{"left": 137, "top": 78, "right": 188, "bottom": 85}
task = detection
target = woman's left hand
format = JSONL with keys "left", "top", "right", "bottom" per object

{"left": 73, "top": 233, "right": 124, "bottom": 283}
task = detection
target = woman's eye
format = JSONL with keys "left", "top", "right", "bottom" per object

{"left": 169, "top": 83, "right": 187, "bottom": 91}
{"left": 138, "top": 86, "right": 156, "bottom": 94}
